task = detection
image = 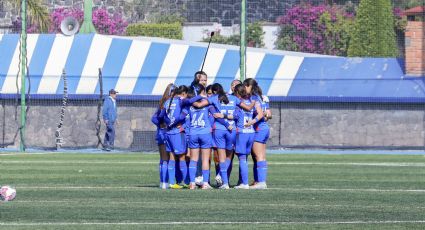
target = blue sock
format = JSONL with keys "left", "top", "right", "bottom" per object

{"left": 168, "top": 160, "right": 176, "bottom": 185}
{"left": 175, "top": 159, "right": 182, "bottom": 184}
{"left": 253, "top": 159, "right": 258, "bottom": 182}
{"left": 161, "top": 160, "right": 168, "bottom": 184}
{"left": 202, "top": 170, "right": 210, "bottom": 184}
{"left": 257, "top": 161, "right": 268, "bottom": 183}
{"left": 179, "top": 161, "right": 188, "bottom": 184}
{"left": 159, "top": 160, "right": 163, "bottom": 183}
{"left": 215, "top": 163, "right": 220, "bottom": 176}
{"left": 225, "top": 158, "right": 232, "bottom": 180}
{"left": 189, "top": 160, "right": 197, "bottom": 183}
{"left": 220, "top": 162, "right": 229, "bottom": 185}
{"left": 196, "top": 159, "right": 203, "bottom": 177}
{"left": 238, "top": 155, "right": 248, "bottom": 185}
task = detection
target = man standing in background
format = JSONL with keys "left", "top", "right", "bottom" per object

{"left": 102, "top": 89, "right": 118, "bottom": 151}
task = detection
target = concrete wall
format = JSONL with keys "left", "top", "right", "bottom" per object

{"left": 1, "top": 99, "right": 424, "bottom": 151}
{"left": 182, "top": 22, "right": 279, "bottom": 49}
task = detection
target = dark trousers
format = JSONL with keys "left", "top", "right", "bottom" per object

{"left": 104, "top": 122, "right": 115, "bottom": 148}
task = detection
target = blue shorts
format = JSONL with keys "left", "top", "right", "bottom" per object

{"left": 254, "top": 129, "right": 270, "bottom": 144}
{"left": 165, "top": 132, "right": 187, "bottom": 155}
{"left": 211, "top": 132, "right": 217, "bottom": 148}
{"left": 189, "top": 133, "right": 213, "bottom": 149}
{"left": 235, "top": 133, "right": 255, "bottom": 155}
{"left": 214, "top": 129, "right": 236, "bottom": 150}
{"left": 155, "top": 128, "right": 166, "bottom": 145}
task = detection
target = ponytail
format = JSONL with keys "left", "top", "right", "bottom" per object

{"left": 167, "top": 85, "right": 177, "bottom": 114}
{"left": 160, "top": 83, "right": 175, "bottom": 109}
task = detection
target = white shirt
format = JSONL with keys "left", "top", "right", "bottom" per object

{"left": 110, "top": 96, "right": 116, "bottom": 109}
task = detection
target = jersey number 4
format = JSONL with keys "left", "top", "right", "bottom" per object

{"left": 191, "top": 113, "right": 206, "bottom": 127}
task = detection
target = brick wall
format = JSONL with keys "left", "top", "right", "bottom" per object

{"left": 405, "top": 21, "right": 425, "bottom": 76}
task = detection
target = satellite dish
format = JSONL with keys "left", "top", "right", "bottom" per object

{"left": 60, "top": 16, "right": 80, "bottom": 36}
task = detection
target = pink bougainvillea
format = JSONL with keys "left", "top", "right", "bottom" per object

{"left": 14, "top": 7, "right": 128, "bottom": 35}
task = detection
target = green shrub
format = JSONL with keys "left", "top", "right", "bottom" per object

{"left": 202, "top": 22, "right": 265, "bottom": 48}
{"left": 126, "top": 22, "right": 183, "bottom": 40}
{"left": 348, "top": 0, "right": 398, "bottom": 57}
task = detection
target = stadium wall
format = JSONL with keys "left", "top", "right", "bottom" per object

{"left": 1, "top": 34, "right": 425, "bottom": 150}
{"left": 1, "top": 99, "right": 425, "bottom": 150}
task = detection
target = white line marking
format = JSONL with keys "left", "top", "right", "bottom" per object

{"left": 13, "top": 186, "right": 425, "bottom": 193}
{"left": 0, "top": 152, "right": 54, "bottom": 156}
{"left": 0, "top": 160, "right": 424, "bottom": 167}
{"left": 0, "top": 221, "right": 424, "bottom": 226}
{"left": 12, "top": 200, "right": 425, "bottom": 209}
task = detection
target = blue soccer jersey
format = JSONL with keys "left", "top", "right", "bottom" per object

{"left": 188, "top": 103, "right": 212, "bottom": 135}
{"left": 252, "top": 94, "right": 270, "bottom": 131}
{"left": 163, "top": 97, "right": 185, "bottom": 135}
{"left": 208, "top": 94, "right": 241, "bottom": 131}
{"left": 234, "top": 99, "right": 255, "bottom": 134}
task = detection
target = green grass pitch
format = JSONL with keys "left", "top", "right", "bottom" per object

{"left": 0, "top": 152, "right": 425, "bottom": 229}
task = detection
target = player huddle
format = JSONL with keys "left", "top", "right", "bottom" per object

{"left": 151, "top": 71, "right": 271, "bottom": 189}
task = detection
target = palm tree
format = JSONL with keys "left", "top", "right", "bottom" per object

{"left": 8, "top": 0, "right": 50, "bottom": 32}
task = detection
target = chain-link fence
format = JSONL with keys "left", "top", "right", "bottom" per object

{"left": 0, "top": 0, "right": 424, "bottom": 151}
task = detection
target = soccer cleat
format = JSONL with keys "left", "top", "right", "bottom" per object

{"left": 189, "top": 182, "right": 197, "bottom": 190}
{"left": 161, "top": 183, "right": 169, "bottom": 190}
{"left": 249, "top": 182, "right": 267, "bottom": 189}
{"left": 234, "top": 184, "right": 249, "bottom": 189}
{"left": 201, "top": 183, "right": 213, "bottom": 190}
{"left": 219, "top": 183, "right": 230, "bottom": 190}
{"left": 215, "top": 174, "right": 223, "bottom": 187}
{"left": 169, "top": 184, "right": 183, "bottom": 189}
{"left": 181, "top": 183, "right": 189, "bottom": 189}
{"left": 195, "top": 176, "right": 203, "bottom": 186}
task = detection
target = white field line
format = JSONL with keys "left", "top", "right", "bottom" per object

{"left": 0, "top": 221, "right": 425, "bottom": 226}
{"left": 11, "top": 200, "right": 425, "bottom": 210}
{"left": 1, "top": 160, "right": 425, "bottom": 167}
{"left": 12, "top": 186, "right": 425, "bottom": 193}
{"left": 0, "top": 152, "right": 53, "bottom": 156}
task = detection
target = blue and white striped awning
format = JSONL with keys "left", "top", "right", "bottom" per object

{"left": 0, "top": 33, "right": 424, "bottom": 102}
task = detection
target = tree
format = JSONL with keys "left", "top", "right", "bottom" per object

{"left": 8, "top": 0, "right": 50, "bottom": 32}
{"left": 347, "top": 0, "right": 398, "bottom": 57}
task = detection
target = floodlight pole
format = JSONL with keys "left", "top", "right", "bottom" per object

{"left": 19, "top": 0, "right": 27, "bottom": 152}
{"left": 240, "top": 0, "right": 246, "bottom": 82}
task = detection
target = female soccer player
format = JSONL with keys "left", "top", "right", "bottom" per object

{"left": 208, "top": 83, "right": 240, "bottom": 189}
{"left": 191, "top": 71, "right": 208, "bottom": 88}
{"left": 230, "top": 79, "right": 242, "bottom": 95}
{"left": 232, "top": 84, "right": 263, "bottom": 189}
{"left": 151, "top": 83, "right": 174, "bottom": 189}
{"left": 244, "top": 78, "right": 271, "bottom": 189}
{"left": 187, "top": 84, "right": 215, "bottom": 189}
{"left": 162, "top": 86, "right": 202, "bottom": 189}
{"left": 206, "top": 84, "right": 222, "bottom": 186}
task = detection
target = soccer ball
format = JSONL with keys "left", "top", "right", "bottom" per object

{"left": 0, "top": 185, "right": 16, "bottom": 202}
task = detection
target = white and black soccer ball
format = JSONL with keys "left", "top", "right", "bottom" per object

{"left": 0, "top": 185, "right": 17, "bottom": 202}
